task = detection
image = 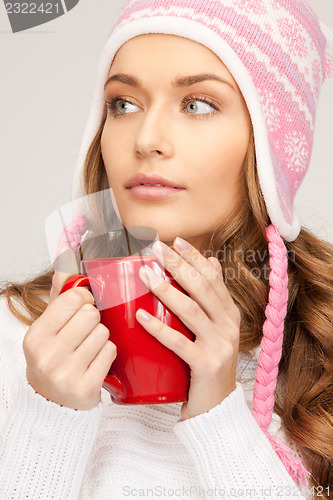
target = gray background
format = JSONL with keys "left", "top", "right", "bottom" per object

{"left": 0, "top": 0, "right": 332, "bottom": 282}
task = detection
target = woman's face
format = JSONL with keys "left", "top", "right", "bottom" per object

{"left": 101, "top": 34, "right": 251, "bottom": 250}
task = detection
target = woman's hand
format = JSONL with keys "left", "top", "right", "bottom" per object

{"left": 23, "top": 257, "right": 117, "bottom": 411}
{"left": 136, "top": 237, "right": 241, "bottom": 421}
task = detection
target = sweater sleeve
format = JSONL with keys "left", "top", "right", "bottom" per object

{"left": 0, "top": 376, "right": 103, "bottom": 500}
{"left": 0, "top": 298, "right": 103, "bottom": 500}
{"left": 173, "top": 383, "right": 307, "bottom": 499}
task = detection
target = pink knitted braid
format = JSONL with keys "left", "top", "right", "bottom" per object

{"left": 50, "top": 214, "right": 87, "bottom": 293}
{"left": 252, "top": 224, "right": 310, "bottom": 487}
{"left": 55, "top": 213, "right": 87, "bottom": 257}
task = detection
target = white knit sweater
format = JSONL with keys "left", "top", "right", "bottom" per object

{"left": 0, "top": 296, "right": 309, "bottom": 500}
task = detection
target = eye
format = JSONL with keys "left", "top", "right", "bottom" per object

{"left": 105, "top": 94, "right": 219, "bottom": 119}
{"left": 106, "top": 95, "right": 139, "bottom": 117}
{"left": 180, "top": 95, "right": 219, "bottom": 118}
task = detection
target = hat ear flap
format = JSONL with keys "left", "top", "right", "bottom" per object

{"left": 252, "top": 224, "right": 310, "bottom": 487}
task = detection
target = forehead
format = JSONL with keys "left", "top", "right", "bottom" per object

{"left": 109, "top": 33, "right": 237, "bottom": 86}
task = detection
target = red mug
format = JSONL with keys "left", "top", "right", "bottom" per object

{"left": 60, "top": 256, "right": 195, "bottom": 404}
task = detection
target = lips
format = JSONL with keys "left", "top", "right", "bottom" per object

{"left": 126, "top": 173, "right": 185, "bottom": 189}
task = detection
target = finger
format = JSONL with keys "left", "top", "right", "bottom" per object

{"left": 71, "top": 322, "right": 110, "bottom": 370}
{"left": 150, "top": 241, "right": 225, "bottom": 322}
{"left": 136, "top": 309, "right": 198, "bottom": 367}
{"left": 138, "top": 265, "right": 215, "bottom": 341}
{"left": 172, "top": 238, "right": 235, "bottom": 309}
{"left": 56, "top": 302, "right": 101, "bottom": 352}
{"left": 49, "top": 246, "right": 80, "bottom": 304}
{"left": 34, "top": 287, "right": 95, "bottom": 337}
{"left": 84, "top": 340, "right": 117, "bottom": 386}
{"left": 207, "top": 256, "right": 223, "bottom": 275}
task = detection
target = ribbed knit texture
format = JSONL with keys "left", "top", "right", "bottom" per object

{"left": 0, "top": 297, "right": 311, "bottom": 499}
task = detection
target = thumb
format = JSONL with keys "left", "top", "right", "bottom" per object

{"left": 49, "top": 247, "right": 80, "bottom": 304}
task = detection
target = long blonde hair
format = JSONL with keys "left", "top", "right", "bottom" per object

{"left": 1, "top": 115, "right": 333, "bottom": 495}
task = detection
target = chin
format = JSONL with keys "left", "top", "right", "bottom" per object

{"left": 119, "top": 213, "right": 179, "bottom": 238}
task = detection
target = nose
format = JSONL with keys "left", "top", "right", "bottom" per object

{"left": 134, "top": 100, "right": 174, "bottom": 159}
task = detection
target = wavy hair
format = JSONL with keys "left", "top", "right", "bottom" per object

{"left": 1, "top": 113, "right": 332, "bottom": 496}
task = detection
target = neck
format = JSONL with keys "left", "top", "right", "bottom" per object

{"left": 163, "top": 233, "right": 212, "bottom": 255}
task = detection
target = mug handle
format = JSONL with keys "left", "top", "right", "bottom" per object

{"left": 60, "top": 275, "right": 125, "bottom": 400}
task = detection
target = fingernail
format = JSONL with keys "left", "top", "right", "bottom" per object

{"left": 210, "top": 257, "right": 222, "bottom": 273}
{"left": 174, "top": 237, "right": 190, "bottom": 252}
{"left": 140, "top": 265, "right": 161, "bottom": 283}
{"left": 136, "top": 309, "right": 151, "bottom": 321}
{"left": 153, "top": 241, "right": 171, "bottom": 256}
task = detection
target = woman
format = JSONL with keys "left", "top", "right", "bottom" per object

{"left": 0, "top": 0, "right": 332, "bottom": 498}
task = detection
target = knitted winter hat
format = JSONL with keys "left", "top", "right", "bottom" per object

{"left": 73, "top": 0, "right": 332, "bottom": 242}
{"left": 68, "top": 0, "right": 333, "bottom": 486}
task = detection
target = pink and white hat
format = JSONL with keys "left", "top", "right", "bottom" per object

{"left": 70, "top": 0, "right": 332, "bottom": 486}
{"left": 73, "top": 0, "right": 332, "bottom": 242}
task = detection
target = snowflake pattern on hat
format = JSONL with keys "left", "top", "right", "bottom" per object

{"left": 277, "top": 17, "right": 309, "bottom": 58}
{"left": 238, "top": 0, "right": 267, "bottom": 15}
{"left": 284, "top": 131, "right": 310, "bottom": 174}
{"left": 257, "top": 87, "right": 282, "bottom": 133}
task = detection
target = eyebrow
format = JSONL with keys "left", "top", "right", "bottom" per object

{"left": 104, "top": 72, "right": 237, "bottom": 92}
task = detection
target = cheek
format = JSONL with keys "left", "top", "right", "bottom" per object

{"left": 100, "top": 126, "right": 127, "bottom": 183}
{"left": 194, "top": 127, "right": 249, "bottom": 204}
{"left": 100, "top": 127, "right": 111, "bottom": 167}
{"left": 191, "top": 127, "right": 249, "bottom": 184}
{"left": 209, "top": 119, "right": 249, "bottom": 162}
